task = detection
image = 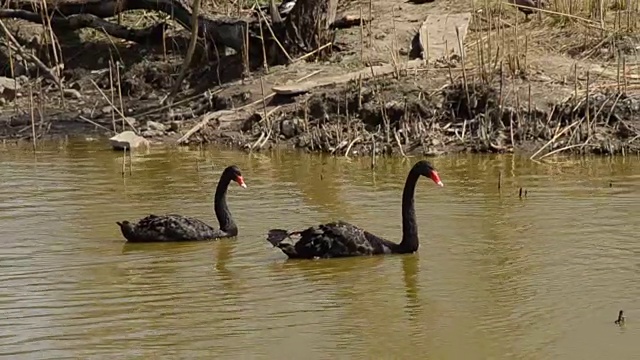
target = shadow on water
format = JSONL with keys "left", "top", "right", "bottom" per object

{"left": 210, "top": 239, "right": 240, "bottom": 295}
{"left": 267, "top": 254, "right": 386, "bottom": 282}
{"left": 265, "top": 252, "right": 438, "bottom": 357}
{"left": 121, "top": 241, "right": 209, "bottom": 255}
{"left": 401, "top": 254, "right": 421, "bottom": 320}
{"left": 119, "top": 238, "right": 241, "bottom": 293}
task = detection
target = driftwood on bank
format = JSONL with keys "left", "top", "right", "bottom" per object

{"left": 331, "top": 15, "right": 372, "bottom": 29}
{"left": 272, "top": 59, "right": 425, "bottom": 95}
{"left": 176, "top": 109, "right": 249, "bottom": 144}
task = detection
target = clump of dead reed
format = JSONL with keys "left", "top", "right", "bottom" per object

{"left": 235, "top": 71, "right": 640, "bottom": 159}
{"left": 0, "top": 3, "right": 140, "bottom": 146}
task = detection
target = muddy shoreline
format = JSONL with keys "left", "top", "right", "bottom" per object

{"left": 2, "top": 74, "right": 640, "bottom": 159}
{"left": 2, "top": 0, "right": 640, "bottom": 159}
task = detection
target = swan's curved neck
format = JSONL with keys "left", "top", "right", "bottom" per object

{"left": 214, "top": 174, "right": 236, "bottom": 232}
{"left": 398, "top": 168, "right": 420, "bottom": 253}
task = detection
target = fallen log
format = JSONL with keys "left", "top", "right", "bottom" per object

{"left": 0, "top": 0, "right": 254, "bottom": 53}
{"left": 330, "top": 15, "right": 372, "bottom": 29}
{"left": 0, "top": 0, "right": 347, "bottom": 70}
{"left": 0, "top": 10, "right": 167, "bottom": 44}
{"left": 272, "top": 59, "right": 425, "bottom": 95}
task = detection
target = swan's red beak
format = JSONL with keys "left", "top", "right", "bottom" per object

{"left": 429, "top": 170, "right": 444, "bottom": 187}
{"left": 235, "top": 175, "right": 247, "bottom": 188}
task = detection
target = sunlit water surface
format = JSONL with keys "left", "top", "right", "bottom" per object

{"left": 1, "top": 141, "right": 639, "bottom": 359}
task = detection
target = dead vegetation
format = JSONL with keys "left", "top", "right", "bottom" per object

{"left": 1, "top": 0, "right": 640, "bottom": 161}
{"left": 201, "top": 75, "right": 640, "bottom": 159}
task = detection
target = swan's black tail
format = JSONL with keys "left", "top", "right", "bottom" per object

{"left": 116, "top": 221, "right": 135, "bottom": 241}
{"left": 267, "top": 229, "right": 290, "bottom": 246}
{"left": 267, "top": 229, "right": 302, "bottom": 258}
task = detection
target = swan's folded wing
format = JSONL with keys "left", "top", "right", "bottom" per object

{"left": 325, "top": 221, "right": 395, "bottom": 254}
{"left": 319, "top": 221, "right": 379, "bottom": 256}
{"left": 138, "top": 215, "right": 218, "bottom": 241}
{"left": 166, "top": 215, "right": 219, "bottom": 240}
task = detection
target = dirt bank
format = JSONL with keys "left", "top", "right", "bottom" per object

{"left": 3, "top": 67, "right": 639, "bottom": 159}
{"left": 196, "top": 76, "right": 640, "bottom": 158}
{"left": 2, "top": 0, "right": 640, "bottom": 159}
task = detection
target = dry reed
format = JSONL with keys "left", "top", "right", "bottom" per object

{"left": 166, "top": 0, "right": 203, "bottom": 105}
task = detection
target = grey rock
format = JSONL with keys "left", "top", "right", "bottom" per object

{"left": 123, "top": 117, "right": 137, "bottom": 127}
{"left": 101, "top": 105, "right": 115, "bottom": 115}
{"left": 141, "top": 129, "right": 163, "bottom": 138}
{"left": 109, "top": 131, "right": 150, "bottom": 150}
{"left": 280, "top": 119, "right": 298, "bottom": 139}
{"left": 0, "top": 76, "right": 21, "bottom": 101}
{"left": 146, "top": 120, "right": 166, "bottom": 132}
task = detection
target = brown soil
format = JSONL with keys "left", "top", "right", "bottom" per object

{"left": 2, "top": 0, "right": 640, "bottom": 159}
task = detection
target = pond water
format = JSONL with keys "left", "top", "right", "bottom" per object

{"left": 1, "top": 141, "right": 639, "bottom": 359}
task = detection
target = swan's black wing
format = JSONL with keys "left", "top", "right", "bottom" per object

{"left": 269, "top": 221, "right": 396, "bottom": 259}
{"left": 119, "top": 214, "right": 226, "bottom": 242}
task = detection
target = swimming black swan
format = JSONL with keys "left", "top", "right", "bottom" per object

{"left": 117, "top": 165, "right": 247, "bottom": 242}
{"left": 266, "top": 160, "right": 443, "bottom": 259}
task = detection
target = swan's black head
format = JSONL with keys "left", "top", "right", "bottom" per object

{"left": 415, "top": 160, "right": 443, "bottom": 187}
{"left": 224, "top": 165, "right": 247, "bottom": 188}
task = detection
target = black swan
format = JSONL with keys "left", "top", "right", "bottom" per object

{"left": 266, "top": 160, "right": 443, "bottom": 259}
{"left": 117, "top": 165, "right": 247, "bottom": 242}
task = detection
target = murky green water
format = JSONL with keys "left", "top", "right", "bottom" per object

{"left": 1, "top": 141, "right": 639, "bottom": 359}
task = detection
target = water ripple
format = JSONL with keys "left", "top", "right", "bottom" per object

{"left": 1, "top": 148, "right": 640, "bottom": 358}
